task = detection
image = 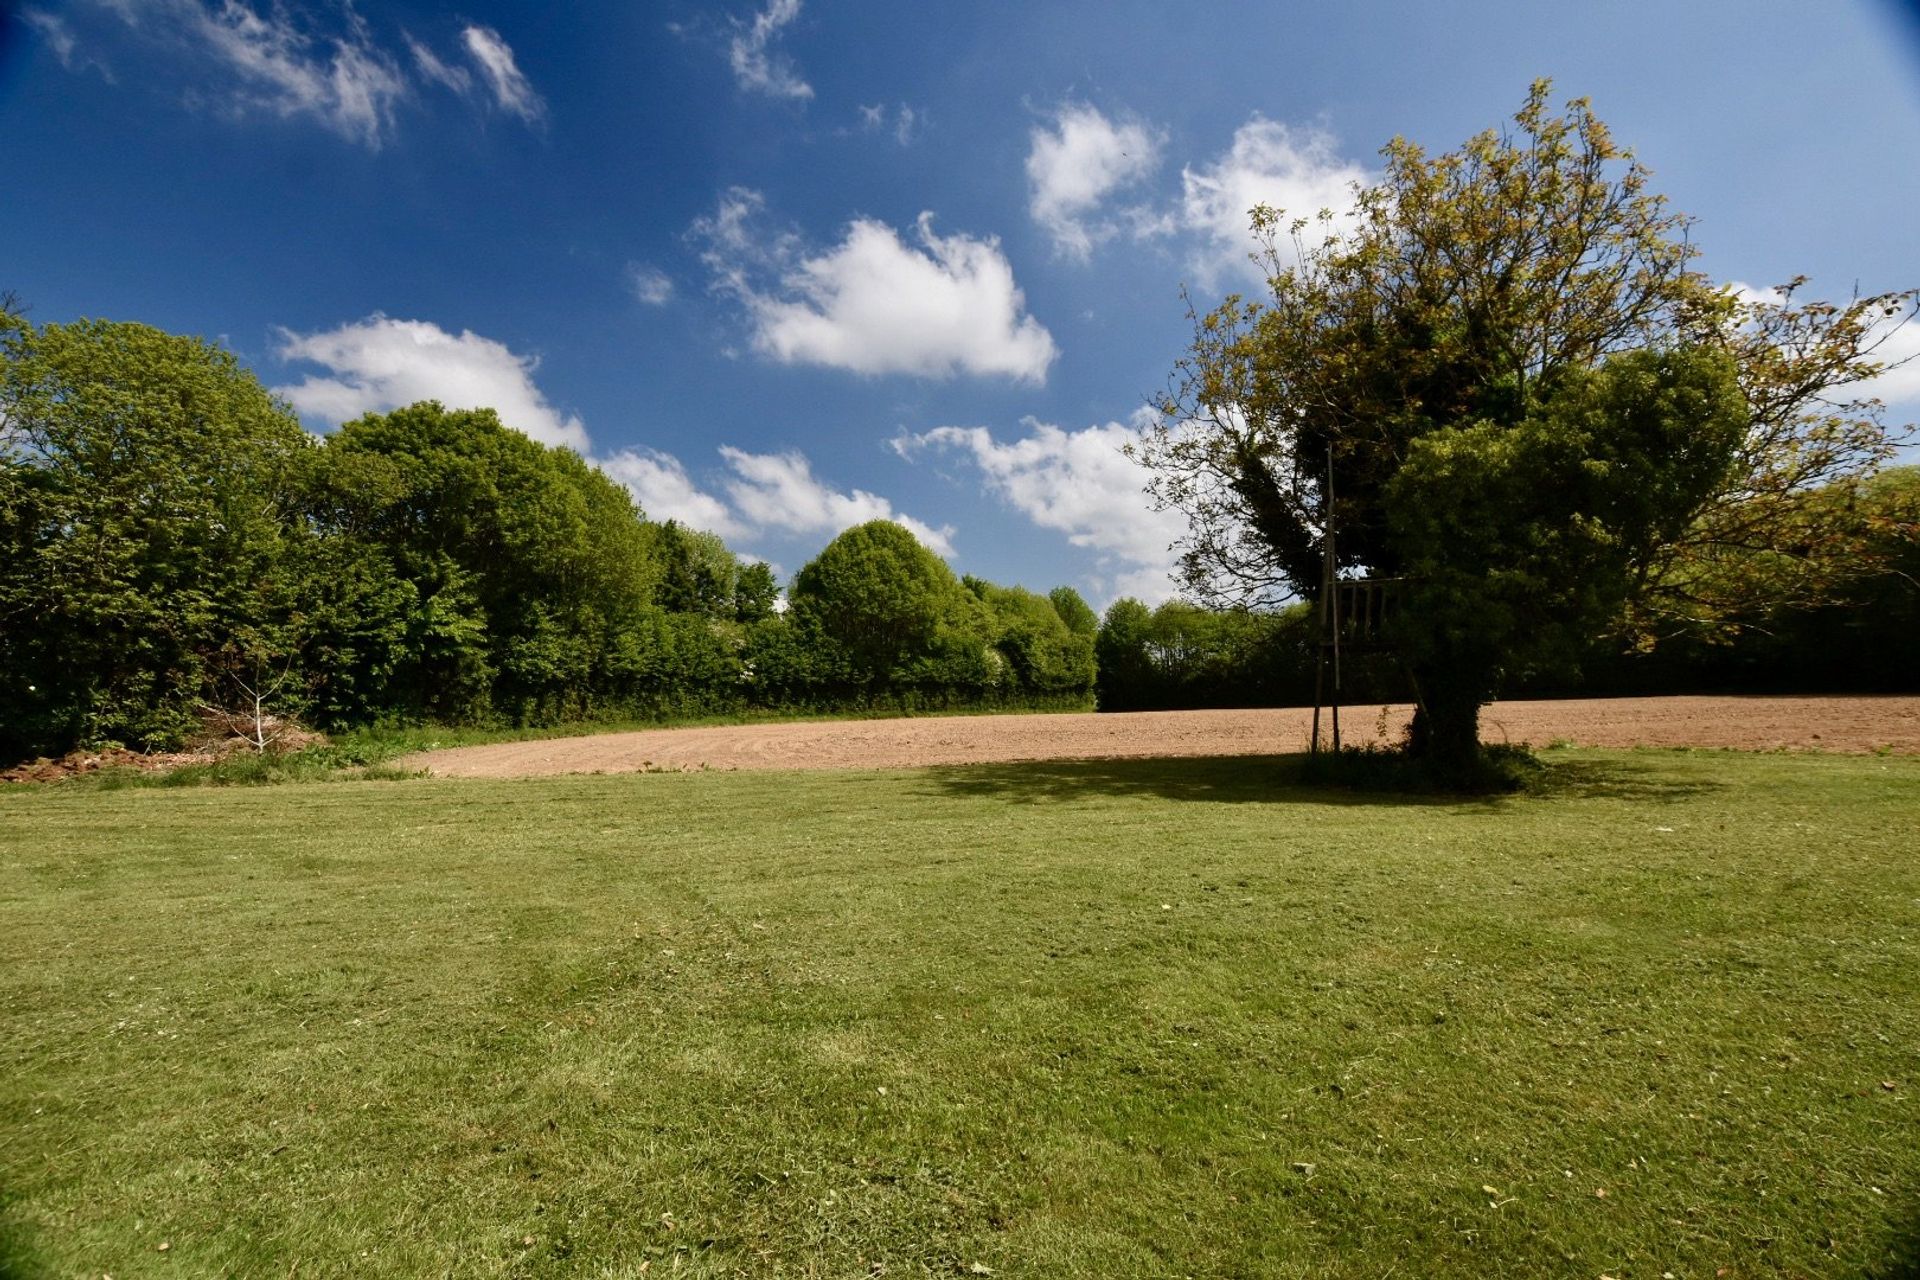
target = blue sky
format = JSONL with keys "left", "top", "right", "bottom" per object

{"left": 4, "top": 0, "right": 1918, "bottom": 604}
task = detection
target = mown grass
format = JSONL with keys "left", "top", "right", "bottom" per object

{"left": 2, "top": 749, "right": 1916, "bottom": 1277}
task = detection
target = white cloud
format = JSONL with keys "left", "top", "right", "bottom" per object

{"left": 406, "top": 34, "right": 470, "bottom": 94}
{"left": 1866, "top": 317, "right": 1920, "bottom": 409}
{"left": 1168, "top": 116, "right": 1371, "bottom": 287}
{"left": 1026, "top": 102, "right": 1161, "bottom": 260}
{"left": 859, "top": 102, "right": 921, "bottom": 146}
{"left": 728, "top": 0, "right": 811, "bottom": 101}
{"left": 719, "top": 447, "right": 955, "bottom": 556}
{"left": 76, "top": 3, "right": 545, "bottom": 144}
{"left": 171, "top": 1, "right": 409, "bottom": 149}
{"left": 895, "top": 415, "right": 1187, "bottom": 604}
{"left": 692, "top": 190, "right": 1058, "bottom": 384}
{"left": 272, "top": 315, "right": 589, "bottom": 450}
{"left": 24, "top": 8, "right": 91, "bottom": 74}
{"left": 599, "top": 448, "right": 747, "bottom": 540}
{"left": 690, "top": 186, "right": 792, "bottom": 298}
{"left": 596, "top": 443, "right": 953, "bottom": 556}
{"left": 461, "top": 25, "right": 544, "bottom": 123}
{"left": 627, "top": 263, "right": 675, "bottom": 305}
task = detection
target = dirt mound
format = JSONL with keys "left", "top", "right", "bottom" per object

{"left": 2, "top": 715, "right": 331, "bottom": 784}
{"left": 0, "top": 745, "right": 224, "bottom": 784}
{"left": 403, "top": 694, "right": 1920, "bottom": 780}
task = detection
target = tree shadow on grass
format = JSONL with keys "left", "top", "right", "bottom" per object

{"left": 914, "top": 753, "right": 1479, "bottom": 807}
{"left": 0, "top": 1207, "right": 44, "bottom": 1280}
{"left": 1871, "top": 1203, "right": 1920, "bottom": 1280}
{"left": 912, "top": 752, "right": 1726, "bottom": 808}
{"left": 1528, "top": 756, "right": 1730, "bottom": 804}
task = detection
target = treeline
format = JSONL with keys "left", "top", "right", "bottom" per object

{"left": 1095, "top": 466, "right": 1920, "bottom": 712}
{"left": 0, "top": 318, "right": 1094, "bottom": 762}
{"left": 5, "top": 314, "right": 1910, "bottom": 764}
{"left": 1094, "top": 601, "right": 1408, "bottom": 712}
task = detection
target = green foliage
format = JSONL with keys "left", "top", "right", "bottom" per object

{"left": 317, "top": 402, "right": 659, "bottom": 724}
{"left": 1575, "top": 465, "right": 1920, "bottom": 695}
{"left": 733, "top": 560, "right": 780, "bottom": 623}
{"left": 790, "top": 521, "right": 985, "bottom": 686}
{"left": 0, "top": 324, "right": 1083, "bottom": 761}
{"left": 1094, "top": 596, "right": 1402, "bottom": 712}
{"left": 1382, "top": 348, "right": 1748, "bottom": 757}
{"left": 0, "top": 317, "right": 310, "bottom": 756}
{"left": 970, "top": 580, "right": 1096, "bottom": 694}
{"left": 642, "top": 520, "right": 741, "bottom": 617}
{"left": 1047, "top": 584, "right": 1099, "bottom": 635}
{"left": 1093, "top": 597, "right": 1154, "bottom": 709}
{"left": 1138, "top": 79, "right": 1914, "bottom": 770}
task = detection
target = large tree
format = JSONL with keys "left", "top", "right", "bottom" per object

{"left": 1136, "top": 81, "right": 1914, "bottom": 775}
{"left": 788, "top": 520, "right": 990, "bottom": 692}
{"left": 316, "top": 401, "right": 660, "bottom": 723}
{"left": 0, "top": 315, "right": 311, "bottom": 755}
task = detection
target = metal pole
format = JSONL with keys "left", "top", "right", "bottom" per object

{"left": 1328, "top": 446, "right": 1341, "bottom": 752}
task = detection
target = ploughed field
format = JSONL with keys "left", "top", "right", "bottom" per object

{"left": 407, "top": 694, "right": 1920, "bottom": 777}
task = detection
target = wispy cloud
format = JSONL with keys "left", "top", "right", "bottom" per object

{"left": 859, "top": 102, "right": 921, "bottom": 146}
{"left": 59, "top": 2, "right": 546, "bottom": 147}
{"left": 461, "top": 25, "right": 544, "bottom": 123}
{"left": 166, "top": 0, "right": 407, "bottom": 148}
{"left": 728, "top": 0, "right": 811, "bottom": 101}
{"left": 406, "top": 33, "right": 470, "bottom": 94}
{"left": 627, "top": 264, "right": 675, "bottom": 306}
{"left": 23, "top": 8, "right": 114, "bottom": 79}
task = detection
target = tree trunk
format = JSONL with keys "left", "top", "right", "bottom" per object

{"left": 1407, "top": 665, "right": 1487, "bottom": 780}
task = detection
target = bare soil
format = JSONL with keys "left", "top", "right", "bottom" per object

{"left": 404, "top": 694, "right": 1920, "bottom": 779}
{"left": 0, "top": 717, "right": 329, "bottom": 784}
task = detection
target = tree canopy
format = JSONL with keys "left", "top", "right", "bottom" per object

{"left": 0, "top": 316, "right": 311, "bottom": 751}
{"left": 1135, "top": 80, "right": 1915, "bottom": 775}
{"left": 0, "top": 317, "right": 1095, "bottom": 762}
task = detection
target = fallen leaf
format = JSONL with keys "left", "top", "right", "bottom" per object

{"left": 969, "top": 1265, "right": 993, "bottom": 1276}
{"left": 1482, "top": 1185, "right": 1500, "bottom": 1195}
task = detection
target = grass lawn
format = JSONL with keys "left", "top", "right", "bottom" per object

{"left": 2, "top": 750, "right": 1917, "bottom": 1278}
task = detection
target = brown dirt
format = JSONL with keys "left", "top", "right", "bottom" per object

{"left": 0, "top": 744, "right": 227, "bottom": 784}
{"left": 403, "top": 694, "right": 1920, "bottom": 780}
{"left": 0, "top": 716, "right": 330, "bottom": 784}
